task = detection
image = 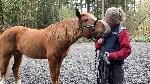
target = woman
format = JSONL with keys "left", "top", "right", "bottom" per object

{"left": 95, "top": 7, "right": 131, "bottom": 84}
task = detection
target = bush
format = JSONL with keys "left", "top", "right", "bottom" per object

{"left": 131, "top": 35, "right": 150, "bottom": 42}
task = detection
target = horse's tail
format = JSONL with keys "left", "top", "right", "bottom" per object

{"left": 5, "top": 56, "right": 14, "bottom": 78}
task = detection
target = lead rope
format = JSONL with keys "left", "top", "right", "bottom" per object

{"left": 91, "top": 19, "right": 99, "bottom": 41}
{"left": 95, "top": 49, "right": 99, "bottom": 84}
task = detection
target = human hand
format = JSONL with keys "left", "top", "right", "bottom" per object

{"left": 103, "top": 52, "right": 110, "bottom": 64}
{"left": 95, "top": 38, "right": 104, "bottom": 50}
{"left": 97, "top": 38, "right": 104, "bottom": 44}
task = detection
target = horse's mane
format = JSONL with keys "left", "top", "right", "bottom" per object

{"left": 45, "top": 18, "right": 80, "bottom": 43}
{"left": 46, "top": 12, "right": 96, "bottom": 30}
{"left": 45, "top": 12, "right": 96, "bottom": 43}
{"left": 46, "top": 18, "right": 78, "bottom": 29}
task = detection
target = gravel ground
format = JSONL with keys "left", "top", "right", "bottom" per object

{"left": 5, "top": 42, "right": 150, "bottom": 84}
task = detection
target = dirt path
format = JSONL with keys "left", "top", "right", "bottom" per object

{"left": 5, "top": 42, "right": 150, "bottom": 84}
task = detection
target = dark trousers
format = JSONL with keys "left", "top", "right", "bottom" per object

{"left": 98, "top": 62, "right": 124, "bottom": 84}
{"left": 108, "top": 63, "right": 124, "bottom": 84}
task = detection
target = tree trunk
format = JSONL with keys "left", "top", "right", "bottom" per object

{"left": 12, "top": 0, "right": 18, "bottom": 26}
{"left": 133, "top": 0, "right": 136, "bottom": 13}
{"left": 123, "top": 0, "right": 126, "bottom": 11}
{"left": 101, "top": 0, "right": 105, "bottom": 18}
{"left": 86, "top": 0, "right": 90, "bottom": 13}
{"left": 80, "top": 0, "right": 83, "bottom": 12}
{"left": 0, "top": 0, "right": 4, "bottom": 32}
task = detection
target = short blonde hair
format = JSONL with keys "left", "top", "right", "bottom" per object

{"left": 105, "top": 7, "right": 126, "bottom": 24}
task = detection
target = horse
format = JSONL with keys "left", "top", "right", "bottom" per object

{"left": 0, "top": 9, "right": 111, "bottom": 84}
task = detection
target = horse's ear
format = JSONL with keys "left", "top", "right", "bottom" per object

{"left": 76, "top": 9, "right": 81, "bottom": 19}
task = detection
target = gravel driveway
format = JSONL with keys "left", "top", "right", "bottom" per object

{"left": 5, "top": 42, "right": 150, "bottom": 84}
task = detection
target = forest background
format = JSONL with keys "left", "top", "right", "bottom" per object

{"left": 0, "top": 0, "right": 149, "bottom": 42}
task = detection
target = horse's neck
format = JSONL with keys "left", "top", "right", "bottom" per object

{"left": 46, "top": 18, "right": 81, "bottom": 46}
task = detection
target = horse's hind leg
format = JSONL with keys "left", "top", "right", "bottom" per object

{"left": 0, "top": 53, "right": 12, "bottom": 84}
{"left": 12, "top": 51, "right": 23, "bottom": 84}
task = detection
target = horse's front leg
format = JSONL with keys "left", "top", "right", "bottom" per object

{"left": 48, "top": 56, "right": 63, "bottom": 84}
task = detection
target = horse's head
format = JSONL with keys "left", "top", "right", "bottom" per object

{"left": 76, "top": 9, "right": 111, "bottom": 39}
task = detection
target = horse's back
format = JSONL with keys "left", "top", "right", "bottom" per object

{"left": 0, "top": 26, "right": 27, "bottom": 43}
{"left": 1, "top": 26, "right": 27, "bottom": 36}
{"left": 0, "top": 26, "right": 27, "bottom": 39}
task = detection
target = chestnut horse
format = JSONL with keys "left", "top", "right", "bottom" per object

{"left": 0, "top": 10, "right": 110, "bottom": 84}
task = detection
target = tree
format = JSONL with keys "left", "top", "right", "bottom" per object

{"left": 0, "top": 0, "right": 4, "bottom": 32}
{"left": 0, "top": 0, "right": 137, "bottom": 31}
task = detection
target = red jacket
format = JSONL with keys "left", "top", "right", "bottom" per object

{"left": 95, "top": 29, "right": 131, "bottom": 60}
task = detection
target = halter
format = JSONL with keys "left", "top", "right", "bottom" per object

{"left": 80, "top": 19, "right": 98, "bottom": 29}
{"left": 78, "top": 18, "right": 111, "bottom": 40}
{"left": 79, "top": 19, "right": 99, "bottom": 39}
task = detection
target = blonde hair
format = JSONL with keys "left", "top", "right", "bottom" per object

{"left": 105, "top": 7, "right": 126, "bottom": 24}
